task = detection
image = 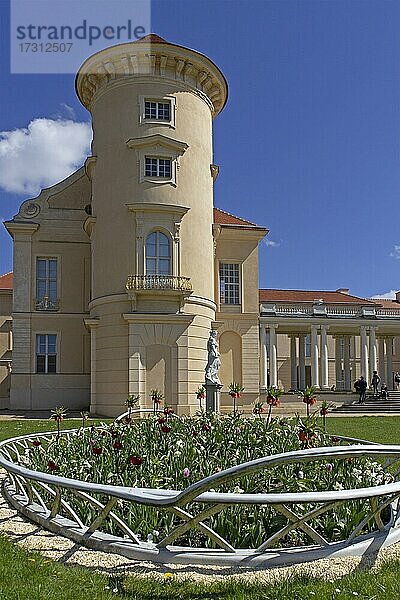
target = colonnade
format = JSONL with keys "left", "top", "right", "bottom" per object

{"left": 260, "top": 324, "right": 396, "bottom": 391}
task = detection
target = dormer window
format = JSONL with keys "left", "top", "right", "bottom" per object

{"left": 139, "top": 96, "right": 176, "bottom": 128}
{"left": 144, "top": 100, "right": 171, "bottom": 121}
{"left": 145, "top": 157, "right": 172, "bottom": 178}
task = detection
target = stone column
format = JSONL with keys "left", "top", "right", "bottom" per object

{"left": 378, "top": 337, "right": 386, "bottom": 381}
{"left": 269, "top": 325, "right": 278, "bottom": 387}
{"left": 298, "top": 333, "right": 306, "bottom": 390}
{"left": 335, "top": 336, "right": 342, "bottom": 390}
{"left": 260, "top": 325, "right": 268, "bottom": 390}
{"left": 84, "top": 318, "right": 99, "bottom": 414}
{"left": 369, "top": 326, "right": 378, "bottom": 375}
{"left": 320, "top": 326, "right": 329, "bottom": 390}
{"left": 344, "top": 335, "right": 351, "bottom": 391}
{"left": 310, "top": 325, "right": 320, "bottom": 389}
{"left": 360, "top": 326, "right": 369, "bottom": 385}
{"left": 290, "top": 335, "right": 297, "bottom": 390}
{"left": 386, "top": 337, "right": 394, "bottom": 389}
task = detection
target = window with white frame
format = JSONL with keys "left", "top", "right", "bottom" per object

{"left": 36, "top": 334, "right": 57, "bottom": 374}
{"left": 36, "top": 258, "right": 58, "bottom": 310}
{"left": 139, "top": 96, "right": 176, "bottom": 127}
{"left": 144, "top": 100, "right": 171, "bottom": 121}
{"left": 145, "top": 231, "right": 171, "bottom": 276}
{"left": 219, "top": 263, "right": 240, "bottom": 305}
{"left": 145, "top": 157, "right": 172, "bottom": 178}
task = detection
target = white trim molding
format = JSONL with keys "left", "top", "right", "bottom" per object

{"left": 126, "top": 134, "right": 188, "bottom": 187}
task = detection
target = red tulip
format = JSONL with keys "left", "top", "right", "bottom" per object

{"left": 298, "top": 430, "right": 308, "bottom": 442}
{"left": 161, "top": 425, "right": 172, "bottom": 433}
{"left": 202, "top": 423, "right": 211, "bottom": 432}
{"left": 92, "top": 446, "right": 103, "bottom": 455}
{"left": 129, "top": 455, "right": 144, "bottom": 465}
{"left": 112, "top": 441, "right": 123, "bottom": 450}
{"left": 47, "top": 460, "right": 57, "bottom": 471}
{"left": 32, "top": 440, "right": 41, "bottom": 447}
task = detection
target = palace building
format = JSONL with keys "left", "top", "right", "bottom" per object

{"left": 1, "top": 34, "right": 400, "bottom": 415}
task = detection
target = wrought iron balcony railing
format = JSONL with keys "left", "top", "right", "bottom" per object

{"left": 126, "top": 275, "right": 192, "bottom": 293}
{"left": 35, "top": 296, "right": 59, "bottom": 311}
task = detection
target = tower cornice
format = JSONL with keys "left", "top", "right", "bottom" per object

{"left": 75, "top": 38, "right": 228, "bottom": 118}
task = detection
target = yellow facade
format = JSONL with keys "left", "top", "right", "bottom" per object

{"left": 3, "top": 34, "right": 400, "bottom": 416}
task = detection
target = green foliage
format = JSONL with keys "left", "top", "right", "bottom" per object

{"left": 22, "top": 413, "right": 392, "bottom": 549}
{"left": 0, "top": 418, "right": 400, "bottom": 598}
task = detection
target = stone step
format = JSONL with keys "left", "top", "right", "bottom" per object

{"left": 333, "top": 403, "right": 400, "bottom": 413}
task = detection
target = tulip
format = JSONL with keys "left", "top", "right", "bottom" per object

{"left": 129, "top": 455, "right": 144, "bottom": 465}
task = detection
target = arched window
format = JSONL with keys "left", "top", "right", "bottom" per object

{"left": 145, "top": 232, "right": 171, "bottom": 275}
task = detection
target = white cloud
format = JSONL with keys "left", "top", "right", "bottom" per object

{"left": 0, "top": 118, "right": 92, "bottom": 195}
{"left": 265, "top": 239, "right": 280, "bottom": 248}
{"left": 370, "top": 290, "right": 398, "bottom": 300}
{"left": 390, "top": 245, "right": 400, "bottom": 259}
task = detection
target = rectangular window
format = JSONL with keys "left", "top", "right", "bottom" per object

{"left": 305, "top": 334, "right": 311, "bottom": 358}
{"left": 219, "top": 263, "right": 240, "bottom": 305}
{"left": 36, "top": 258, "right": 58, "bottom": 310}
{"left": 145, "top": 157, "right": 172, "bottom": 178}
{"left": 36, "top": 334, "right": 57, "bottom": 374}
{"left": 144, "top": 100, "right": 171, "bottom": 121}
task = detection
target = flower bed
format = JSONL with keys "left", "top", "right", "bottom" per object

{"left": 8, "top": 413, "right": 397, "bottom": 551}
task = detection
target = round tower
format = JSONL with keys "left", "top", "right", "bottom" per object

{"left": 76, "top": 34, "right": 228, "bottom": 416}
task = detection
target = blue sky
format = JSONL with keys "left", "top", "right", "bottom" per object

{"left": 1, "top": 0, "right": 400, "bottom": 298}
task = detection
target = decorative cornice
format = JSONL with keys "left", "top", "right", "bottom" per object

{"left": 126, "top": 202, "right": 189, "bottom": 217}
{"left": 4, "top": 221, "right": 39, "bottom": 237}
{"left": 75, "top": 41, "right": 228, "bottom": 118}
{"left": 84, "top": 156, "right": 97, "bottom": 180}
{"left": 126, "top": 134, "right": 188, "bottom": 155}
{"left": 83, "top": 216, "right": 96, "bottom": 238}
{"left": 210, "top": 164, "right": 219, "bottom": 182}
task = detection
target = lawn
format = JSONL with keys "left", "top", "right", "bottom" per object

{"left": 0, "top": 416, "right": 400, "bottom": 600}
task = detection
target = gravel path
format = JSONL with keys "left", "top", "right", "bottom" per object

{"left": 1, "top": 473, "right": 400, "bottom": 584}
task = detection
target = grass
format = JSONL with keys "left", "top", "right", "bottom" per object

{"left": 0, "top": 415, "right": 400, "bottom": 599}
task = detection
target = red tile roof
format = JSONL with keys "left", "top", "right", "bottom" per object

{"left": 135, "top": 34, "right": 169, "bottom": 44}
{"left": 259, "top": 289, "right": 377, "bottom": 305}
{"left": 0, "top": 272, "right": 13, "bottom": 290}
{"left": 213, "top": 208, "right": 260, "bottom": 227}
{"left": 376, "top": 299, "right": 400, "bottom": 310}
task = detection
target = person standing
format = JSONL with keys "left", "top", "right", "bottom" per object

{"left": 371, "top": 371, "right": 381, "bottom": 397}
{"left": 357, "top": 376, "right": 367, "bottom": 404}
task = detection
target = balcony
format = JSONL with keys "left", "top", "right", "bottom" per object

{"left": 35, "top": 296, "right": 59, "bottom": 311}
{"left": 126, "top": 275, "right": 192, "bottom": 294}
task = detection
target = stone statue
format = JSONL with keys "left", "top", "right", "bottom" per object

{"left": 205, "top": 330, "right": 221, "bottom": 385}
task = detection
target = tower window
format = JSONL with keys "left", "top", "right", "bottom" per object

{"left": 219, "top": 263, "right": 240, "bottom": 305}
{"left": 36, "top": 334, "right": 57, "bottom": 374}
{"left": 145, "top": 231, "right": 171, "bottom": 276}
{"left": 145, "top": 157, "right": 172, "bottom": 178}
{"left": 144, "top": 100, "right": 171, "bottom": 121}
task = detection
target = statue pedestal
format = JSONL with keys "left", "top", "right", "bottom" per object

{"left": 205, "top": 382, "right": 222, "bottom": 413}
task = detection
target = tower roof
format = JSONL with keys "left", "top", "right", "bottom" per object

{"left": 134, "top": 33, "right": 169, "bottom": 44}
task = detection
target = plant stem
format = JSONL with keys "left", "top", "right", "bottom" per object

{"left": 266, "top": 404, "right": 272, "bottom": 427}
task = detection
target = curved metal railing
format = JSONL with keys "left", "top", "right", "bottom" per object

{"left": 1, "top": 421, "right": 400, "bottom": 567}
